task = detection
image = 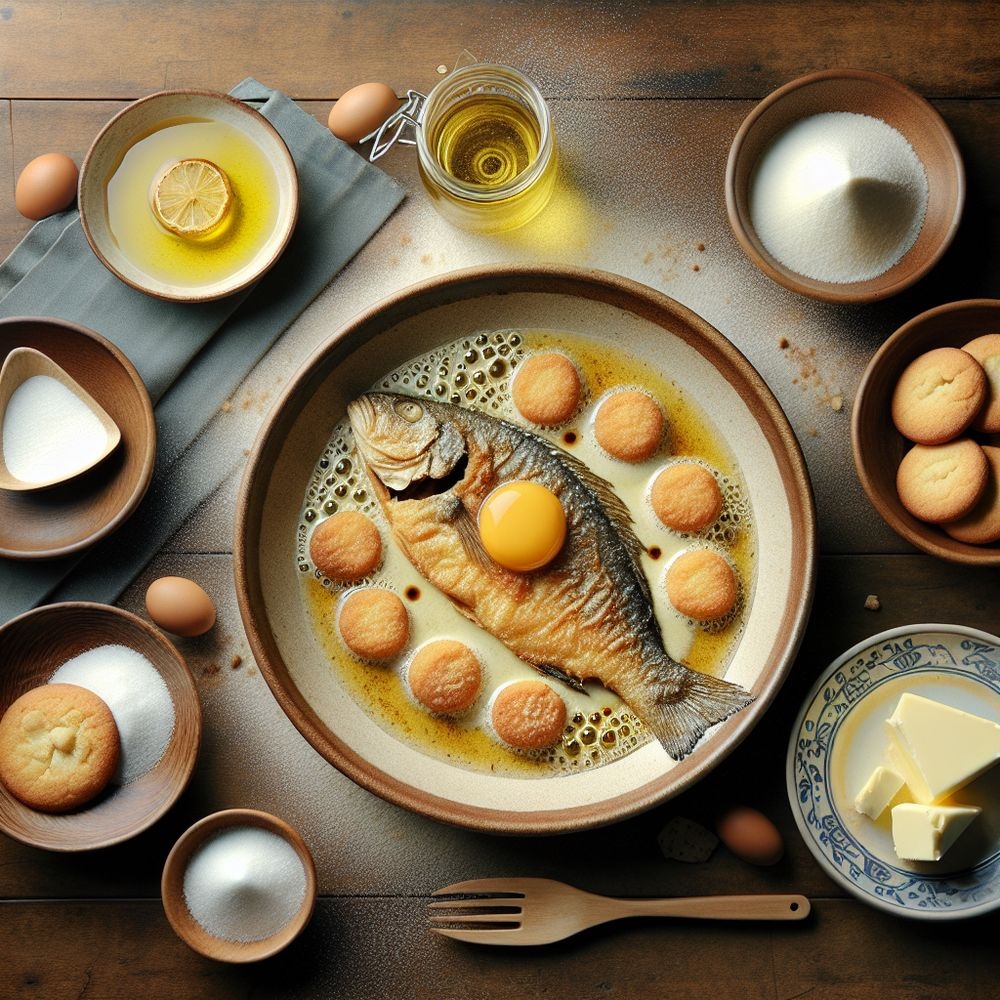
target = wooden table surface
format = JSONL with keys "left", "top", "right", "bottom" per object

{"left": 2, "top": 2, "right": 1000, "bottom": 997}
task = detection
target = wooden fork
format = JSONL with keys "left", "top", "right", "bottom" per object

{"left": 429, "top": 877, "right": 810, "bottom": 946}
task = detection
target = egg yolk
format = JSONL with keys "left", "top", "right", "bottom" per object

{"left": 478, "top": 481, "right": 567, "bottom": 572}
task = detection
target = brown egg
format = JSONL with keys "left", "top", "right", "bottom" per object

{"left": 15, "top": 152, "right": 79, "bottom": 220}
{"left": 145, "top": 576, "right": 217, "bottom": 637}
{"left": 715, "top": 805, "right": 785, "bottom": 866}
{"left": 328, "top": 82, "right": 401, "bottom": 144}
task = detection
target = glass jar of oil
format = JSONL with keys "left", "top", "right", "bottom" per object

{"left": 415, "top": 64, "right": 556, "bottom": 234}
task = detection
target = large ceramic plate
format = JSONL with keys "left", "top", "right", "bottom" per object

{"left": 235, "top": 266, "right": 815, "bottom": 833}
{"left": 787, "top": 624, "right": 1000, "bottom": 919}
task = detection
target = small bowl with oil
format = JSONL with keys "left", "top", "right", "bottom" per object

{"left": 79, "top": 90, "right": 299, "bottom": 303}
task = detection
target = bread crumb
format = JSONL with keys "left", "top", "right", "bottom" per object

{"left": 778, "top": 337, "right": 789, "bottom": 350}
{"left": 657, "top": 816, "right": 718, "bottom": 863}
{"left": 230, "top": 654, "right": 243, "bottom": 669}
{"left": 864, "top": 594, "right": 881, "bottom": 611}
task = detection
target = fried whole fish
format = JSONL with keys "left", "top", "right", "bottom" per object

{"left": 347, "top": 391, "right": 752, "bottom": 760}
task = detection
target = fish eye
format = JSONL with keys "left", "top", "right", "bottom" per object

{"left": 394, "top": 400, "right": 424, "bottom": 423}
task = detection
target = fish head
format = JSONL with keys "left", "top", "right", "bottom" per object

{"left": 347, "top": 393, "right": 466, "bottom": 495}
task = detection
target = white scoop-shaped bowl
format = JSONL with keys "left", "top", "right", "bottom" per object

{"left": 0, "top": 346, "right": 121, "bottom": 491}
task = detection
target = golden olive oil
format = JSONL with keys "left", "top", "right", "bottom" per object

{"left": 432, "top": 94, "right": 540, "bottom": 188}
{"left": 106, "top": 117, "right": 279, "bottom": 288}
{"left": 416, "top": 65, "right": 557, "bottom": 233}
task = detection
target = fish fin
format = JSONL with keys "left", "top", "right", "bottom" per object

{"left": 642, "top": 668, "right": 753, "bottom": 761}
{"left": 533, "top": 662, "right": 589, "bottom": 694}
{"left": 451, "top": 504, "right": 498, "bottom": 573}
{"left": 555, "top": 445, "right": 651, "bottom": 590}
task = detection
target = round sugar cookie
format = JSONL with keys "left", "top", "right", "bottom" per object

{"left": 407, "top": 639, "right": 482, "bottom": 714}
{"left": 961, "top": 334, "right": 1000, "bottom": 433}
{"left": 338, "top": 587, "right": 409, "bottom": 661}
{"left": 490, "top": 680, "right": 566, "bottom": 750}
{"left": 511, "top": 352, "right": 583, "bottom": 426}
{"left": 944, "top": 445, "right": 1000, "bottom": 544}
{"left": 0, "top": 683, "right": 120, "bottom": 813}
{"left": 651, "top": 462, "right": 723, "bottom": 533}
{"left": 310, "top": 510, "right": 383, "bottom": 582}
{"left": 890, "top": 347, "right": 987, "bottom": 444}
{"left": 594, "top": 390, "right": 665, "bottom": 462}
{"left": 665, "top": 548, "right": 738, "bottom": 622}
{"left": 895, "top": 438, "right": 989, "bottom": 524}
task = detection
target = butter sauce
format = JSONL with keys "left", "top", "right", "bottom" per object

{"left": 297, "top": 329, "right": 755, "bottom": 776}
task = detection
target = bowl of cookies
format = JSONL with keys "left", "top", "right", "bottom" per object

{"left": 0, "top": 602, "right": 201, "bottom": 851}
{"left": 853, "top": 299, "right": 1000, "bottom": 565}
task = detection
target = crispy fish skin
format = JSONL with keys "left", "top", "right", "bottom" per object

{"left": 347, "top": 392, "right": 752, "bottom": 759}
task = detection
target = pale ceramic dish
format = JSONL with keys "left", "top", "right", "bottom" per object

{"left": 726, "top": 69, "right": 964, "bottom": 304}
{"left": 235, "top": 266, "right": 816, "bottom": 834}
{"left": 79, "top": 89, "right": 298, "bottom": 302}
{"left": 787, "top": 624, "right": 1000, "bottom": 920}
{"left": 853, "top": 299, "right": 1000, "bottom": 566}
{"left": 0, "top": 602, "right": 201, "bottom": 852}
{"left": 0, "top": 346, "right": 121, "bottom": 490}
{"left": 0, "top": 317, "right": 155, "bottom": 560}
{"left": 162, "top": 809, "right": 317, "bottom": 963}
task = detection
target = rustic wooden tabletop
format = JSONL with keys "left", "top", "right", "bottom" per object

{"left": 2, "top": 2, "right": 999, "bottom": 997}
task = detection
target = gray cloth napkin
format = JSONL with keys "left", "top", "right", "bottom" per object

{"left": 0, "top": 78, "right": 404, "bottom": 620}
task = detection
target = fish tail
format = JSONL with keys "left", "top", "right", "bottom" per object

{"left": 638, "top": 665, "right": 753, "bottom": 761}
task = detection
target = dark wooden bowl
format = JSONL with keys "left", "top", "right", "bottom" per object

{"left": 161, "top": 809, "right": 317, "bottom": 963}
{"left": 0, "top": 317, "right": 156, "bottom": 559}
{"left": 726, "top": 69, "right": 964, "bottom": 303}
{"left": 852, "top": 299, "right": 1000, "bottom": 565}
{"left": 0, "top": 602, "right": 201, "bottom": 850}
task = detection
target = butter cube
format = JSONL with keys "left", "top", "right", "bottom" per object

{"left": 891, "top": 803, "right": 981, "bottom": 862}
{"left": 885, "top": 693, "right": 1000, "bottom": 804}
{"left": 854, "top": 765, "right": 905, "bottom": 819}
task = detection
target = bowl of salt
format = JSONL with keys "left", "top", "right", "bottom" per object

{"left": 726, "top": 69, "right": 964, "bottom": 304}
{"left": 162, "top": 808, "right": 317, "bottom": 963}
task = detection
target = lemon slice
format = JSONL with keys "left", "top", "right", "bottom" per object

{"left": 151, "top": 158, "right": 233, "bottom": 237}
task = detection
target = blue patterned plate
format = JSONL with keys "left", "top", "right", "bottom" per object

{"left": 787, "top": 624, "right": 1000, "bottom": 919}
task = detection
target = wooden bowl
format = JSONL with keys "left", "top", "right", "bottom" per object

{"left": 161, "top": 809, "right": 317, "bottom": 963}
{"left": 0, "top": 317, "right": 155, "bottom": 559}
{"left": 234, "top": 265, "right": 817, "bottom": 834}
{"left": 79, "top": 90, "right": 298, "bottom": 303}
{"left": 726, "top": 69, "right": 964, "bottom": 303}
{"left": 852, "top": 299, "right": 1000, "bottom": 565}
{"left": 0, "top": 602, "right": 201, "bottom": 851}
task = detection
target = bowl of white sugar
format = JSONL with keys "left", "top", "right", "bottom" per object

{"left": 162, "top": 808, "right": 317, "bottom": 962}
{"left": 0, "top": 602, "right": 201, "bottom": 851}
{"left": 726, "top": 69, "right": 964, "bottom": 304}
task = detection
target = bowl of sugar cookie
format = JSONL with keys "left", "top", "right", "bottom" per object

{"left": 853, "top": 299, "right": 1000, "bottom": 566}
{"left": 0, "top": 602, "right": 201, "bottom": 851}
{"left": 726, "top": 69, "right": 964, "bottom": 303}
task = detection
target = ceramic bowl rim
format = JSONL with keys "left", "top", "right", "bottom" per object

{"left": 233, "top": 263, "right": 818, "bottom": 835}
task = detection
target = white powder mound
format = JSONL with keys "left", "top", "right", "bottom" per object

{"left": 748, "top": 111, "right": 929, "bottom": 283}
{"left": 50, "top": 644, "right": 175, "bottom": 784}
{"left": 182, "top": 826, "right": 308, "bottom": 943}
{"left": 3, "top": 375, "right": 110, "bottom": 483}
